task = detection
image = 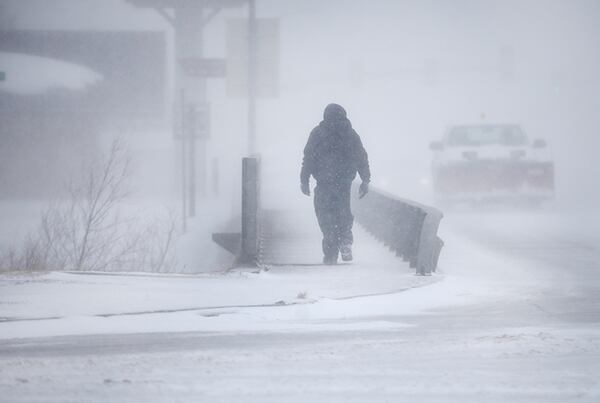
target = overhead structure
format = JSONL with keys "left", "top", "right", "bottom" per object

{"left": 127, "top": 0, "right": 247, "bottom": 29}
{"left": 127, "top": 0, "right": 246, "bottom": 8}
{"left": 127, "top": 0, "right": 250, "bottom": 224}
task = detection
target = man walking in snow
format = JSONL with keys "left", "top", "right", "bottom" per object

{"left": 300, "top": 103, "right": 371, "bottom": 265}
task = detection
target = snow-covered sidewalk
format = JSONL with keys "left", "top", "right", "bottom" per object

{"left": 0, "top": 223, "right": 438, "bottom": 340}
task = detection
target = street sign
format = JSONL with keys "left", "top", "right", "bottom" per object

{"left": 226, "top": 18, "right": 280, "bottom": 98}
{"left": 174, "top": 102, "right": 211, "bottom": 140}
{"left": 179, "top": 58, "right": 226, "bottom": 78}
{"left": 189, "top": 103, "right": 210, "bottom": 139}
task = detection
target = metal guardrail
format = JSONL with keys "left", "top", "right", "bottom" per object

{"left": 352, "top": 185, "right": 444, "bottom": 275}
{"left": 212, "top": 156, "right": 261, "bottom": 267}
{"left": 214, "top": 156, "right": 442, "bottom": 273}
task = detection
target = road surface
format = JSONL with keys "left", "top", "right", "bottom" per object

{"left": 1, "top": 210, "right": 599, "bottom": 402}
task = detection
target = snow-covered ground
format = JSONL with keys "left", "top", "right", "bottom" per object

{"left": 1, "top": 209, "right": 599, "bottom": 402}
{"left": 0, "top": 222, "right": 436, "bottom": 339}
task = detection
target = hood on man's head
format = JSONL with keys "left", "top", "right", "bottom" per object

{"left": 323, "top": 103, "right": 347, "bottom": 122}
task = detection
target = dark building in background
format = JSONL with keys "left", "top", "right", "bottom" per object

{"left": 0, "top": 30, "right": 166, "bottom": 198}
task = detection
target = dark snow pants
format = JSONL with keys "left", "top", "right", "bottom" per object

{"left": 314, "top": 181, "right": 354, "bottom": 260}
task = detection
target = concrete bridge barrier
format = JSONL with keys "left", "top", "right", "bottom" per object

{"left": 352, "top": 185, "right": 444, "bottom": 275}
{"left": 214, "top": 156, "right": 443, "bottom": 274}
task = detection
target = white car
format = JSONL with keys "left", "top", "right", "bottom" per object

{"left": 429, "top": 124, "right": 554, "bottom": 206}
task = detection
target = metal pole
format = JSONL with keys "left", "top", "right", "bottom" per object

{"left": 180, "top": 89, "right": 187, "bottom": 233}
{"left": 212, "top": 157, "right": 219, "bottom": 197}
{"left": 198, "top": 128, "right": 207, "bottom": 199}
{"left": 196, "top": 0, "right": 208, "bottom": 201}
{"left": 188, "top": 104, "right": 196, "bottom": 217}
{"left": 176, "top": 0, "right": 205, "bottom": 215}
{"left": 247, "top": 0, "right": 257, "bottom": 155}
{"left": 241, "top": 157, "right": 259, "bottom": 265}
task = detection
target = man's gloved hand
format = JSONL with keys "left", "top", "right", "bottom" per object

{"left": 301, "top": 182, "right": 310, "bottom": 196}
{"left": 358, "top": 182, "right": 369, "bottom": 199}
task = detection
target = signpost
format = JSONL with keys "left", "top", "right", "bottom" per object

{"left": 226, "top": 18, "right": 280, "bottom": 99}
{"left": 188, "top": 102, "right": 211, "bottom": 139}
{"left": 127, "top": 0, "right": 279, "bottom": 223}
{"left": 227, "top": 16, "right": 280, "bottom": 155}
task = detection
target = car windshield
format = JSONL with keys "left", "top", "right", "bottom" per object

{"left": 447, "top": 125, "right": 527, "bottom": 146}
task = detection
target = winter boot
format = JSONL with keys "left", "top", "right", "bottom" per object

{"left": 323, "top": 254, "right": 338, "bottom": 265}
{"left": 340, "top": 244, "right": 353, "bottom": 262}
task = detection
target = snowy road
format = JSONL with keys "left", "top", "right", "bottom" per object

{"left": 1, "top": 210, "right": 599, "bottom": 402}
{"left": 443, "top": 211, "right": 600, "bottom": 326}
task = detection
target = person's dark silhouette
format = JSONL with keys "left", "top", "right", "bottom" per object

{"left": 300, "top": 103, "right": 371, "bottom": 265}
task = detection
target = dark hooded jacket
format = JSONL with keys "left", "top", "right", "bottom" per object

{"left": 300, "top": 104, "right": 371, "bottom": 186}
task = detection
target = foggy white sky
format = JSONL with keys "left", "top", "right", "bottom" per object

{"left": 2, "top": 0, "right": 600, "bottom": 207}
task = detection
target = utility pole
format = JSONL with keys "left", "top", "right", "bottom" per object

{"left": 174, "top": 0, "right": 206, "bottom": 217}
{"left": 180, "top": 89, "right": 188, "bottom": 232}
{"left": 247, "top": 0, "right": 257, "bottom": 155}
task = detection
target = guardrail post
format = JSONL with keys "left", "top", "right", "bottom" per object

{"left": 212, "top": 155, "right": 261, "bottom": 267}
{"left": 239, "top": 156, "right": 260, "bottom": 265}
{"left": 416, "top": 209, "right": 443, "bottom": 275}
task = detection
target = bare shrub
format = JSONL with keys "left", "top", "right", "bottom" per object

{"left": 1, "top": 228, "right": 49, "bottom": 273}
{"left": 1, "top": 139, "right": 178, "bottom": 273}
{"left": 113, "top": 212, "right": 178, "bottom": 273}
